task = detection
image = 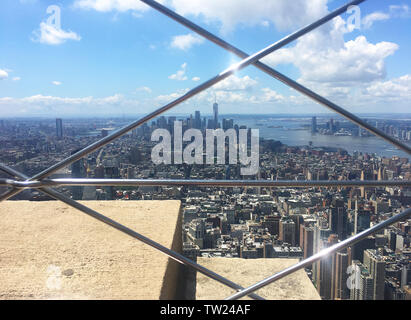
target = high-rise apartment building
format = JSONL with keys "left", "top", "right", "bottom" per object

{"left": 316, "top": 234, "right": 338, "bottom": 300}
{"left": 333, "top": 251, "right": 350, "bottom": 300}
{"left": 364, "top": 249, "right": 386, "bottom": 300}
{"left": 330, "top": 198, "right": 348, "bottom": 240}
{"left": 303, "top": 226, "right": 315, "bottom": 259}
{"left": 279, "top": 217, "right": 296, "bottom": 246}
{"left": 350, "top": 260, "right": 374, "bottom": 300}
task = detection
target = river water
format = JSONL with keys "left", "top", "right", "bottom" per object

{"left": 231, "top": 115, "right": 411, "bottom": 159}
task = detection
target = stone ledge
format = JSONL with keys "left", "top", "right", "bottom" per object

{"left": 0, "top": 200, "right": 182, "bottom": 300}
{"left": 195, "top": 257, "right": 321, "bottom": 300}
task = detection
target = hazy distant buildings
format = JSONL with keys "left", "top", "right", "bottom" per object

{"left": 222, "top": 118, "right": 234, "bottom": 131}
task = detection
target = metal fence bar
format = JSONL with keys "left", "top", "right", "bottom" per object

{"left": 225, "top": 207, "right": 411, "bottom": 300}
{"left": 0, "top": 163, "right": 265, "bottom": 300}
{"left": 141, "top": 0, "right": 411, "bottom": 156}
{"left": 1, "top": 178, "right": 410, "bottom": 189}
{"left": 0, "top": 0, "right": 371, "bottom": 204}
{"left": 0, "top": 188, "right": 22, "bottom": 202}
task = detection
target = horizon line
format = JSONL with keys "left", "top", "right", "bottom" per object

{"left": 2, "top": 112, "right": 411, "bottom": 120}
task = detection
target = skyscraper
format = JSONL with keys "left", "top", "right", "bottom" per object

{"left": 71, "top": 149, "right": 85, "bottom": 200}
{"left": 194, "top": 111, "right": 201, "bottom": 129}
{"left": 213, "top": 101, "right": 219, "bottom": 129}
{"left": 330, "top": 198, "right": 348, "bottom": 240}
{"left": 350, "top": 260, "right": 374, "bottom": 300}
{"left": 222, "top": 118, "right": 234, "bottom": 130}
{"left": 333, "top": 251, "right": 350, "bottom": 299}
{"left": 56, "top": 118, "right": 63, "bottom": 139}
{"left": 363, "top": 249, "right": 386, "bottom": 300}
{"left": 329, "top": 118, "right": 335, "bottom": 134}
{"left": 279, "top": 217, "right": 296, "bottom": 246}
{"left": 303, "top": 226, "right": 314, "bottom": 259}
{"left": 316, "top": 234, "right": 338, "bottom": 300}
{"left": 311, "top": 116, "right": 317, "bottom": 134}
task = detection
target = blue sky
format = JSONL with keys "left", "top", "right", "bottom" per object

{"left": 0, "top": 0, "right": 410, "bottom": 117}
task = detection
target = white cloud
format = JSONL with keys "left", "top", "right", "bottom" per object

{"left": 169, "top": 0, "right": 328, "bottom": 33}
{"left": 73, "top": 0, "right": 327, "bottom": 34}
{"left": 74, "top": 0, "right": 149, "bottom": 12}
{"left": 389, "top": 4, "right": 411, "bottom": 18}
{"left": 362, "top": 12, "right": 390, "bottom": 29}
{"left": 168, "top": 62, "right": 188, "bottom": 81}
{"left": 6, "top": 94, "right": 124, "bottom": 106}
{"left": 12, "top": 77, "right": 21, "bottom": 81}
{"left": 362, "top": 4, "right": 411, "bottom": 29}
{"left": 261, "top": 21, "right": 270, "bottom": 27}
{"left": 0, "top": 69, "right": 8, "bottom": 80}
{"left": 0, "top": 94, "right": 127, "bottom": 116}
{"left": 192, "top": 77, "right": 200, "bottom": 82}
{"left": 32, "top": 22, "right": 81, "bottom": 45}
{"left": 155, "top": 88, "right": 190, "bottom": 104}
{"left": 358, "top": 5, "right": 411, "bottom": 31}
{"left": 260, "top": 88, "right": 285, "bottom": 102}
{"left": 364, "top": 74, "right": 411, "bottom": 100}
{"left": 52, "top": 81, "right": 62, "bottom": 86}
{"left": 170, "top": 33, "right": 204, "bottom": 51}
{"left": 213, "top": 75, "right": 257, "bottom": 91}
{"left": 263, "top": 17, "right": 398, "bottom": 86}
{"left": 156, "top": 74, "right": 271, "bottom": 107}
{"left": 135, "top": 86, "right": 152, "bottom": 93}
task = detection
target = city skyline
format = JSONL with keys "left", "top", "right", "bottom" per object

{"left": 1, "top": 0, "right": 411, "bottom": 117}
{"left": 1, "top": 113, "right": 409, "bottom": 300}
{"left": 0, "top": 0, "right": 410, "bottom": 303}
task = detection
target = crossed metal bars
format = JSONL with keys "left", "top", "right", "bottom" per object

{"left": 1, "top": 178, "right": 411, "bottom": 189}
{"left": 1, "top": 165, "right": 410, "bottom": 300}
{"left": 0, "top": 163, "right": 265, "bottom": 300}
{"left": 1, "top": 0, "right": 410, "bottom": 300}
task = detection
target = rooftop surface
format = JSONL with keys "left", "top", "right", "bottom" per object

{"left": 196, "top": 257, "right": 321, "bottom": 300}
{"left": 0, "top": 200, "right": 183, "bottom": 299}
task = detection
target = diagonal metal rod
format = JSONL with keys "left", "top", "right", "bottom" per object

{"left": 0, "top": 0, "right": 371, "bottom": 204}
{"left": 141, "top": 0, "right": 411, "bottom": 156}
{"left": 0, "top": 163, "right": 265, "bottom": 300}
{"left": 0, "top": 188, "right": 21, "bottom": 202}
{"left": 225, "top": 207, "right": 411, "bottom": 300}
{"left": 1, "top": 178, "right": 410, "bottom": 189}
